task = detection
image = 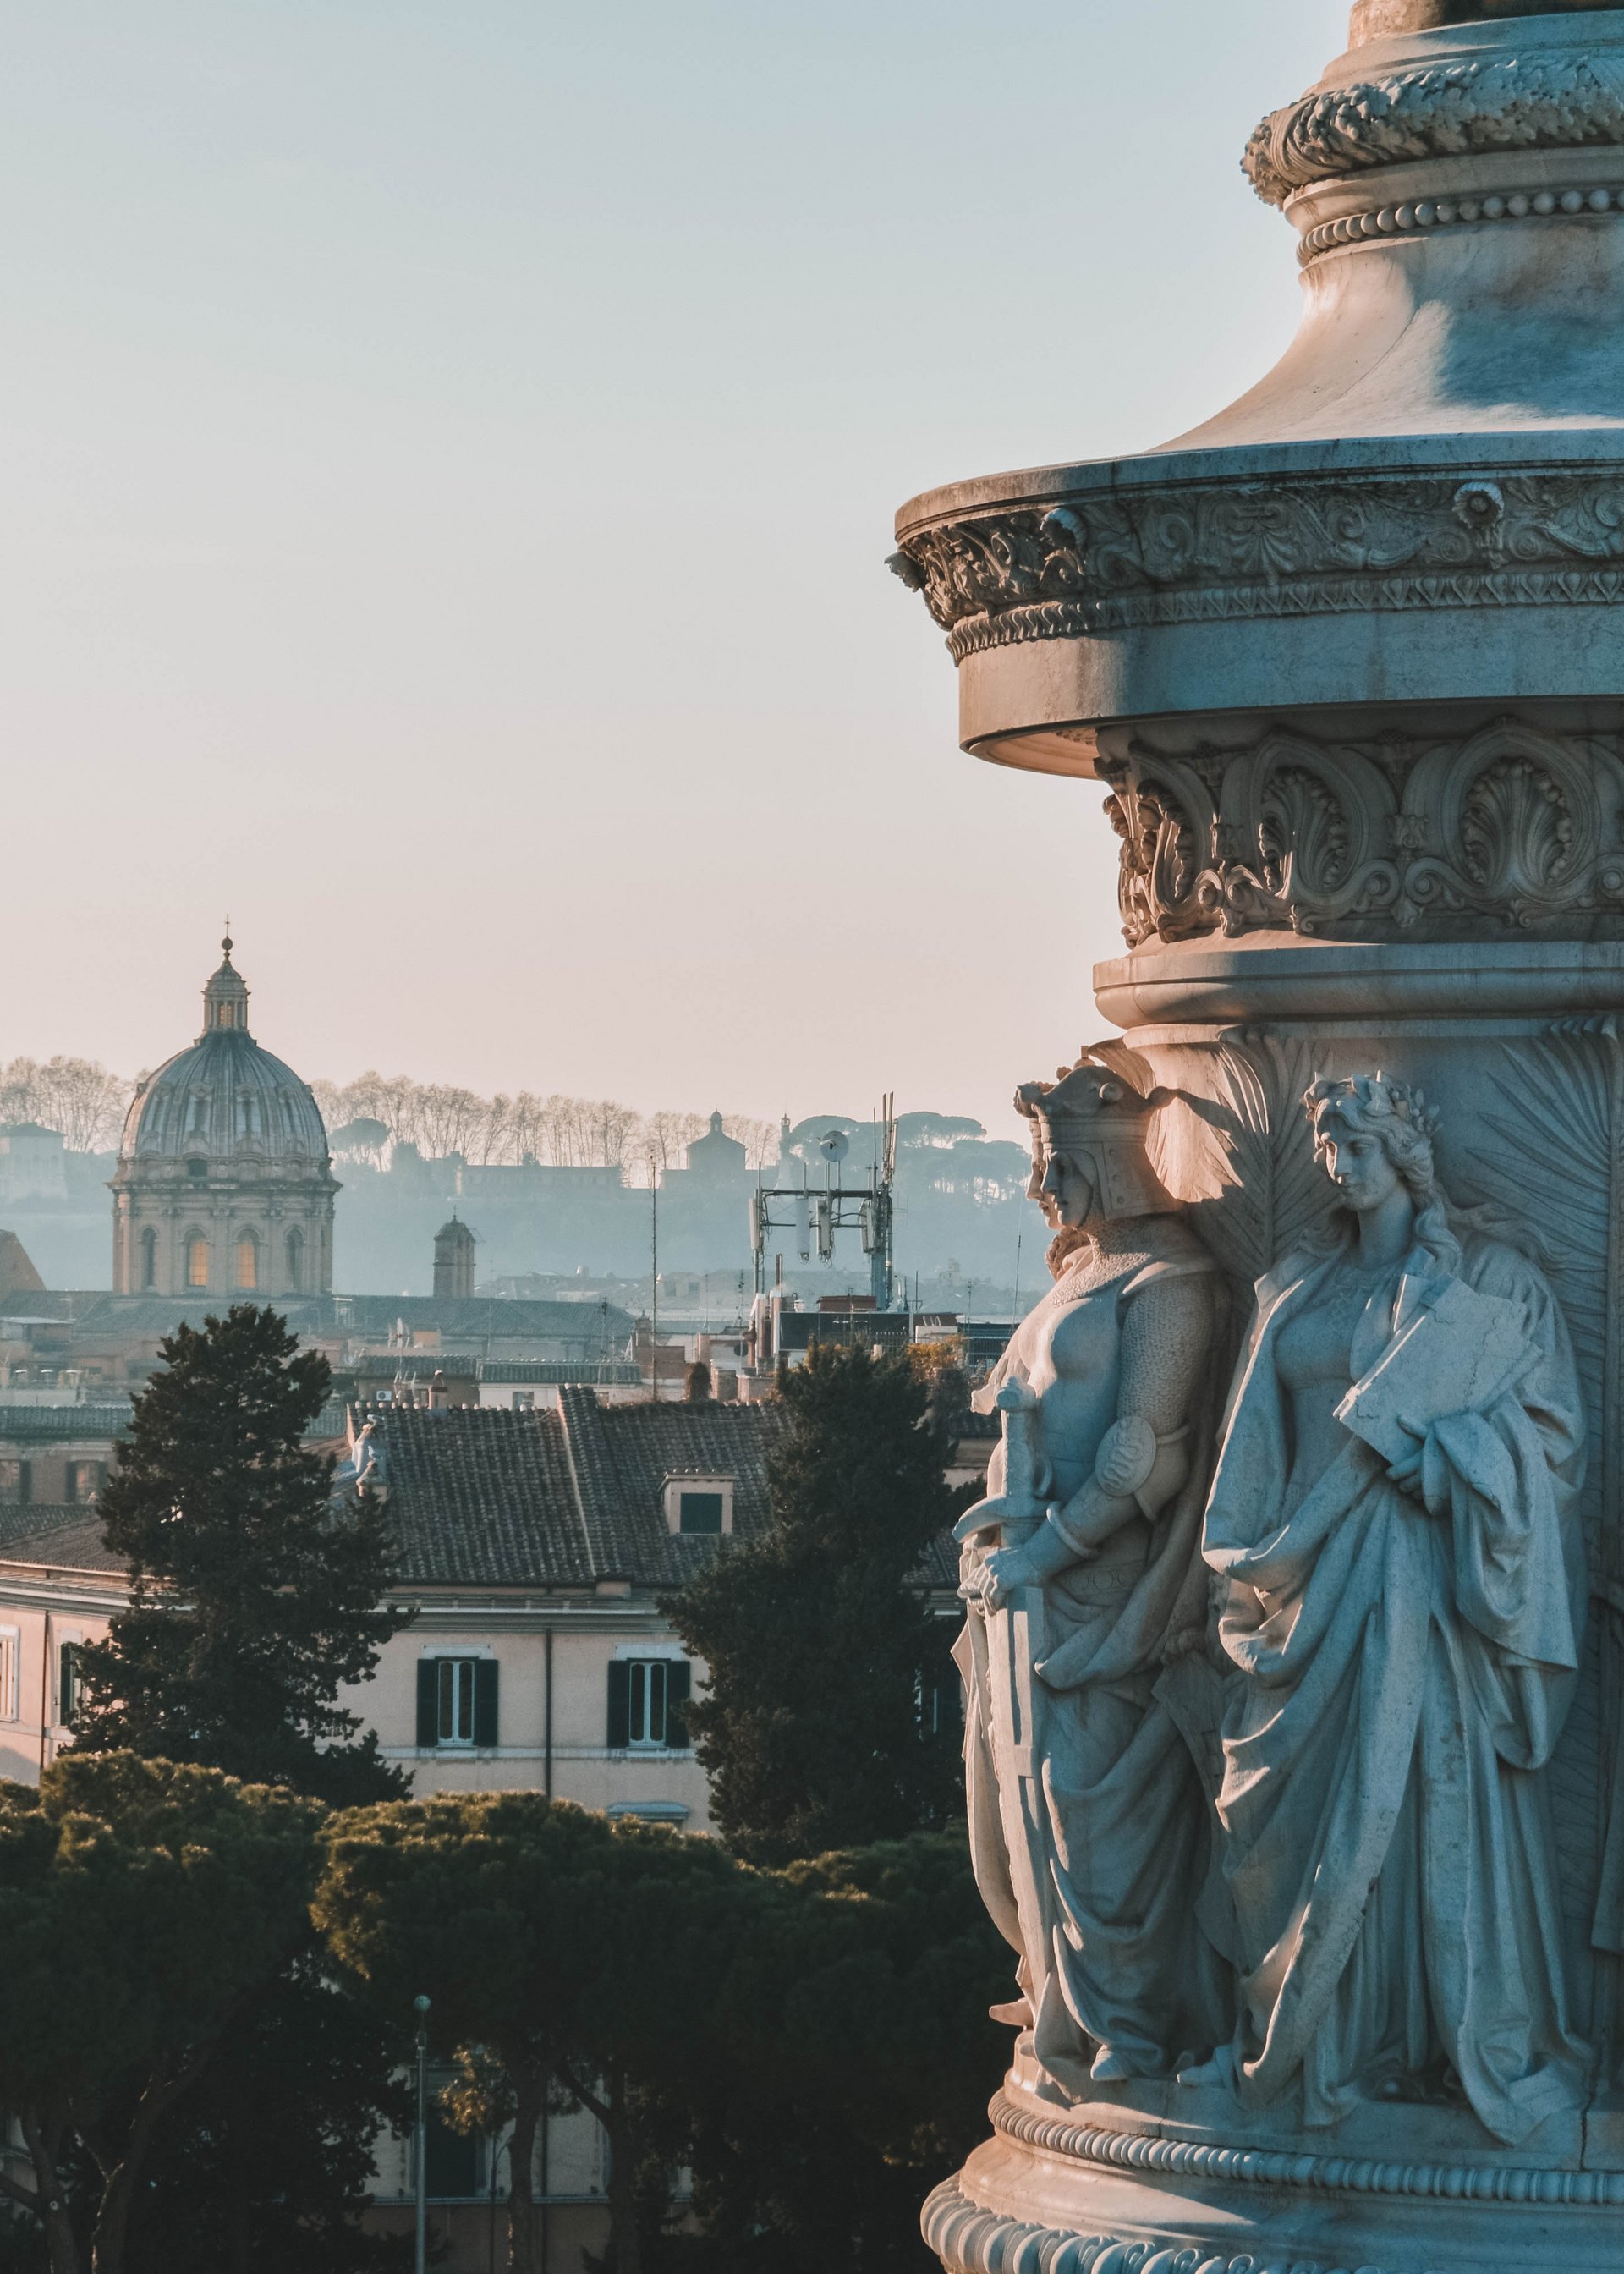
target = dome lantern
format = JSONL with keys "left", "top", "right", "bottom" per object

{"left": 200, "top": 931, "right": 250, "bottom": 1036}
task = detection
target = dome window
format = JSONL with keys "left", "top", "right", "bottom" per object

{"left": 235, "top": 1233, "right": 260, "bottom": 1291}
{"left": 139, "top": 1229, "right": 157, "bottom": 1289}
{"left": 186, "top": 1235, "right": 210, "bottom": 1289}
{"left": 285, "top": 1228, "right": 304, "bottom": 1291}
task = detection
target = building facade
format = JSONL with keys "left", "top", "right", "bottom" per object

{"left": 109, "top": 937, "right": 337, "bottom": 1301}
{"left": 0, "top": 1384, "right": 961, "bottom": 2268}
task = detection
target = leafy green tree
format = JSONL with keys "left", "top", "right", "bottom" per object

{"left": 123, "top": 1959, "right": 409, "bottom": 2274}
{"left": 666, "top": 1344, "right": 962, "bottom": 1864}
{"left": 316, "top": 1794, "right": 746, "bottom": 2274}
{"left": 63, "top": 1310, "right": 411, "bottom": 2270}
{"left": 0, "top": 1754, "right": 325, "bottom": 2274}
{"left": 74, "top": 1305, "right": 409, "bottom": 1807}
{"left": 673, "top": 1831, "right": 1007, "bottom": 2274}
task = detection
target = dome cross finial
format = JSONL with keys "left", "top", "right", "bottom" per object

{"left": 222, "top": 915, "right": 233, "bottom": 963}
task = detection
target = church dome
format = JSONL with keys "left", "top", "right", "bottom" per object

{"left": 118, "top": 937, "right": 330, "bottom": 1167}
{"left": 111, "top": 936, "right": 337, "bottom": 1301}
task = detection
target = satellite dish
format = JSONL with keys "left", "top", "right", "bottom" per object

{"left": 819, "top": 1129, "right": 850, "bottom": 1164}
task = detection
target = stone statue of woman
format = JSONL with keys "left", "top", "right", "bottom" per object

{"left": 957, "top": 1052, "right": 1229, "bottom": 2092}
{"left": 1191, "top": 1072, "right": 1589, "bottom": 2142}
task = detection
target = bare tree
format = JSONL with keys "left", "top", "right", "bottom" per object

{"left": 0, "top": 1056, "right": 132, "bottom": 1151}
{"left": 647, "top": 1111, "right": 706, "bottom": 1175}
{"left": 305, "top": 1073, "right": 779, "bottom": 1182}
{"left": 723, "top": 1114, "right": 778, "bottom": 1170}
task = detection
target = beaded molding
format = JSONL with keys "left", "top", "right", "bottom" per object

{"left": 990, "top": 2089, "right": 1624, "bottom": 2209}
{"left": 1299, "top": 182, "right": 1624, "bottom": 264}
{"left": 922, "top": 2175, "right": 1390, "bottom": 2274}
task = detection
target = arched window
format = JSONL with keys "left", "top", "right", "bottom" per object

{"left": 186, "top": 1235, "right": 210, "bottom": 1289}
{"left": 285, "top": 1228, "right": 304, "bottom": 1292}
{"left": 139, "top": 1228, "right": 157, "bottom": 1289}
{"left": 235, "top": 1233, "right": 259, "bottom": 1290}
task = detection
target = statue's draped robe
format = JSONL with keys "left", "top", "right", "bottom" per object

{"left": 1204, "top": 1234, "right": 1589, "bottom": 2141}
{"left": 957, "top": 1235, "right": 1227, "bottom": 2082}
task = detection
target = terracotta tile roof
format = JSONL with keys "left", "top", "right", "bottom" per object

{"left": 0, "top": 1510, "right": 124, "bottom": 1572}
{"left": 369, "top": 1405, "right": 591, "bottom": 1587}
{"left": 64, "top": 1293, "right": 635, "bottom": 1355}
{"left": 366, "top": 1396, "right": 791, "bottom": 1588}
{"left": 372, "top": 1394, "right": 958, "bottom": 1595}
{"left": 0, "top": 1404, "right": 133, "bottom": 1442}
{"left": 557, "top": 1387, "right": 789, "bottom": 1586}
{"left": 0, "top": 1395, "right": 962, "bottom": 1597}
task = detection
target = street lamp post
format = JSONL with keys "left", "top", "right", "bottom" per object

{"left": 413, "top": 1993, "right": 431, "bottom": 2274}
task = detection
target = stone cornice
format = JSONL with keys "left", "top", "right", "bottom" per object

{"left": 889, "top": 464, "right": 1624, "bottom": 661}
{"left": 1245, "top": 47, "right": 1624, "bottom": 207}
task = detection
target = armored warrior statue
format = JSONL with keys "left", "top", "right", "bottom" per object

{"left": 957, "top": 1052, "right": 1228, "bottom": 2092}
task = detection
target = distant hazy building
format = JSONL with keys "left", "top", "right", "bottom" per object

{"left": 0, "top": 1233, "right": 45, "bottom": 1308}
{"left": 0, "top": 1123, "right": 68, "bottom": 1204}
{"left": 432, "top": 1216, "right": 477, "bottom": 1299}
{"left": 109, "top": 937, "right": 338, "bottom": 1300}
{"left": 661, "top": 1110, "right": 748, "bottom": 1189}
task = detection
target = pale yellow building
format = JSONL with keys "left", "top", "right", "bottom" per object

{"left": 0, "top": 1389, "right": 871, "bottom": 2270}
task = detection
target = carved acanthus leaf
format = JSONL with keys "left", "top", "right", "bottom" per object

{"left": 1101, "top": 720, "right": 1624, "bottom": 947}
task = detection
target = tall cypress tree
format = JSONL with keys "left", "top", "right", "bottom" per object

{"left": 667, "top": 1343, "right": 961, "bottom": 1866}
{"left": 75, "top": 1304, "right": 409, "bottom": 1808}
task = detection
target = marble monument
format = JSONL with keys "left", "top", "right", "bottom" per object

{"left": 892, "top": 3, "right": 1624, "bottom": 2269}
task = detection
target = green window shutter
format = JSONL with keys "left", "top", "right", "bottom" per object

{"left": 606, "top": 1659, "right": 630, "bottom": 1749}
{"left": 416, "top": 1661, "right": 437, "bottom": 1749}
{"left": 665, "top": 1660, "right": 691, "bottom": 1749}
{"left": 474, "top": 1659, "right": 499, "bottom": 1749}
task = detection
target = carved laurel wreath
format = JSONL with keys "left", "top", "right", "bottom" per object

{"left": 1244, "top": 48, "right": 1624, "bottom": 207}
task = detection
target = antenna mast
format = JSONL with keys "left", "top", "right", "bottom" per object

{"left": 749, "top": 1093, "right": 897, "bottom": 1309}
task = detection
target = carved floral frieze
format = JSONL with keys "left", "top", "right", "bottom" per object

{"left": 1244, "top": 48, "right": 1624, "bottom": 207}
{"left": 1100, "top": 717, "right": 1624, "bottom": 943}
{"left": 888, "top": 470, "right": 1624, "bottom": 661}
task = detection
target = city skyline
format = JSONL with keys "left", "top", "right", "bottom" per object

{"left": 0, "top": 1, "right": 1331, "bottom": 1132}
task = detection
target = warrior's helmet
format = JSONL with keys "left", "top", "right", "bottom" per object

{"left": 1015, "top": 1053, "right": 1177, "bottom": 1222}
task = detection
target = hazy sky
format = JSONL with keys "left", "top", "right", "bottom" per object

{"left": 0, "top": 0, "right": 1340, "bottom": 1139}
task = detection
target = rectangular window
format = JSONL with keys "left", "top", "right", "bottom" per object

{"left": 607, "top": 1658, "right": 692, "bottom": 1750}
{"left": 0, "top": 1460, "right": 26, "bottom": 1505}
{"left": 0, "top": 1627, "right": 18, "bottom": 1722}
{"left": 678, "top": 1491, "right": 723, "bottom": 1535}
{"left": 416, "top": 1656, "right": 499, "bottom": 1750}
{"left": 512, "top": 1390, "right": 535, "bottom": 1412}
{"left": 628, "top": 1659, "right": 667, "bottom": 1748}
{"left": 437, "top": 1657, "right": 477, "bottom": 1746}
{"left": 421, "top": 2070, "right": 485, "bottom": 2200}
{"left": 58, "top": 1642, "right": 84, "bottom": 1729}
